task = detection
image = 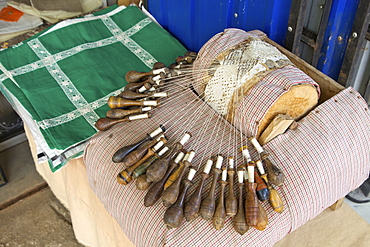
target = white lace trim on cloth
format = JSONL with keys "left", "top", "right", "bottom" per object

{"left": 0, "top": 16, "right": 154, "bottom": 130}
{"left": 203, "top": 39, "right": 289, "bottom": 115}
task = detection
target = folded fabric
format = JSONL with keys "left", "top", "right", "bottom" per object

{"left": 0, "top": 5, "right": 187, "bottom": 171}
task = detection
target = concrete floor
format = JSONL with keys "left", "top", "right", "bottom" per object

{"left": 0, "top": 140, "right": 82, "bottom": 246}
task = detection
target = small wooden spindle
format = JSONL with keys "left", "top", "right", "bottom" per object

{"left": 255, "top": 170, "right": 269, "bottom": 201}
{"left": 184, "top": 159, "right": 212, "bottom": 221}
{"left": 161, "top": 151, "right": 195, "bottom": 207}
{"left": 233, "top": 169, "right": 249, "bottom": 235}
{"left": 112, "top": 126, "right": 165, "bottom": 163}
{"left": 125, "top": 68, "right": 169, "bottom": 83}
{"left": 163, "top": 168, "right": 196, "bottom": 229}
{"left": 117, "top": 141, "right": 165, "bottom": 185}
{"left": 225, "top": 157, "right": 237, "bottom": 217}
{"left": 255, "top": 202, "right": 268, "bottom": 231}
{"left": 107, "top": 96, "right": 158, "bottom": 109}
{"left": 124, "top": 81, "right": 151, "bottom": 92}
{"left": 136, "top": 174, "right": 152, "bottom": 190}
{"left": 146, "top": 133, "right": 191, "bottom": 183}
{"left": 144, "top": 152, "right": 185, "bottom": 207}
{"left": 106, "top": 107, "right": 151, "bottom": 119}
{"left": 199, "top": 155, "right": 223, "bottom": 220}
{"left": 152, "top": 62, "right": 166, "bottom": 69}
{"left": 95, "top": 113, "right": 151, "bottom": 131}
{"left": 244, "top": 164, "right": 259, "bottom": 227}
{"left": 248, "top": 137, "right": 284, "bottom": 187}
{"left": 260, "top": 173, "right": 284, "bottom": 213}
{"left": 212, "top": 168, "right": 227, "bottom": 230}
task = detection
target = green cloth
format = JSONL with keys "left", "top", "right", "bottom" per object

{"left": 0, "top": 5, "right": 187, "bottom": 171}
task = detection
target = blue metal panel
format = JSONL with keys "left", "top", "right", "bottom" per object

{"left": 147, "top": 0, "right": 292, "bottom": 52}
{"left": 316, "top": 0, "right": 360, "bottom": 80}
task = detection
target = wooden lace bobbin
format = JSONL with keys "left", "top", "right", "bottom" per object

{"left": 152, "top": 61, "right": 166, "bottom": 69}
{"left": 163, "top": 168, "right": 197, "bottom": 229}
{"left": 164, "top": 135, "right": 194, "bottom": 190}
{"left": 233, "top": 168, "right": 249, "bottom": 235}
{"left": 95, "top": 113, "right": 152, "bottom": 131}
{"left": 249, "top": 137, "right": 284, "bottom": 187}
{"left": 256, "top": 159, "right": 284, "bottom": 213}
{"left": 161, "top": 150, "right": 195, "bottom": 207}
{"left": 117, "top": 90, "right": 168, "bottom": 100}
{"left": 134, "top": 147, "right": 170, "bottom": 190}
{"left": 199, "top": 155, "right": 223, "bottom": 220}
{"left": 144, "top": 152, "right": 185, "bottom": 207}
{"left": 117, "top": 140, "right": 166, "bottom": 185}
{"left": 106, "top": 106, "right": 152, "bottom": 119}
{"left": 254, "top": 168, "right": 269, "bottom": 201}
{"left": 135, "top": 174, "right": 151, "bottom": 190}
{"left": 112, "top": 125, "right": 165, "bottom": 163}
{"left": 123, "top": 81, "right": 151, "bottom": 92}
{"left": 146, "top": 132, "right": 191, "bottom": 183}
{"left": 107, "top": 96, "right": 159, "bottom": 109}
{"left": 125, "top": 67, "right": 170, "bottom": 83}
{"left": 225, "top": 157, "right": 238, "bottom": 217}
{"left": 121, "top": 136, "right": 167, "bottom": 167}
{"left": 213, "top": 168, "right": 227, "bottom": 230}
{"left": 184, "top": 159, "right": 212, "bottom": 221}
{"left": 244, "top": 164, "right": 259, "bottom": 227}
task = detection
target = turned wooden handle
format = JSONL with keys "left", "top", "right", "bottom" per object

{"left": 225, "top": 169, "right": 238, "bottom": 217}
{"left": 212, "top": 181, "right": 227, "bottom": 230}
{"left": 132, "top": 155, "right": 157, "bottom": 179}
{"left": 122, "top": 138, "right": 158, "bottom": 167}
{"left": 95, "top": 117, "right": 130, "bottom": 131}
{"left": 260, "top": 173, "right": 284, "bottom": 213}
{"left": 245, "top": 183, "right": 259, "bottom": 227}
{"left": 106, "top": 108, "right": 143, "bottom": 119}
{"left": 111, "top": 135, "right": 150, "bottom": 163}
{"left": 233, "top": 183, "right": 249, "bottom": 235}
{"left": 261, "top": 154, "right": 284, "bottom": 187}
{"left": 184, "top": 173, "right": 209, "bottom": 221}
{"left": 125, "top": 70, "right": 153, "bottom": 83}
{"left": 117, "top": 90, "right": 151, "bottom": 100}
{"left": 123, "top": 81, "right": 151, "bottom": 92}
{"left": 163, "top": 180, "right": 192, "bottom": 229}
{"left": 255, "top": 171, "right": 269, "bottom": 201}
{"left": 199, "top": 168, "right": 221, "bottom": 220}
{"left": 135, "top": 174, "right": 152, "bottom": 190}
{"left": 161, "top": 161, "right": 191, "bottom": 207}
{"left": 255, "top": 202, "right": 268, "bottom": 231}
{"left": 144, "top": 161, "right": 177, "bottom": 207}
{"left": 108, "top": 96, "right": 158, "bottom": 108}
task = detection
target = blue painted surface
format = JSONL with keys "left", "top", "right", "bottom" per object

{"left": 147, "top": 0, "right": 293, "bottom": 52}
{"left": 316, "top": 0, "right": 360, "bottom": 80}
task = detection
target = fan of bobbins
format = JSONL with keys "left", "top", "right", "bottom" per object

{"left": 94, "top": 31, "right": 320, "bottom": 234}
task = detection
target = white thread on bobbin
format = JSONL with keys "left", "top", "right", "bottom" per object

{"left": 128, "top": 113, "right": 149, "bottom": 121}
{"left": 141, "top": 106, "right": 152, "bottom": 112}
{"left": 247, "top": 165, "right": 255, "bottom": 183}
{"left": 174, "top": 152, "right": 185, "bottom": 163}
{"left": 149, "top": 126, "right": 165, "bottom": 138}
{"left": 158, "top": 146, "right": 169, "bottom": 156}
{"left": 255, "top": 160, "right": 265, "bottom": 175}
{"left": 179, "top": 132, "right": 192, "bottom": 145}
{"left": 138, "top": 85, "right": 148, "bottom": 93}
{"left": 187, "top": 150, "right": 196, "bottom": 163}
{"left": 187, "top": 168, "right": 197, "bottom": 181}
{"left": 221, "top": 168, "right": 227, "bottom": 181}
{"left": 153, "top": 139, "right": 165, "bottom": 151}
{"left": 215, "top": 155, "right": 224, "bottom": 169}
{"left": 240, "top": 146, "right": 252, "bottom": 162}
{"left": 203, "top": 159, "right": 213, "bottom": 174}
{"left": 237, "top": 169, "right": 244, "bottom": 183}
{"left": 142, "top": 100, "right": 158, "bottom": 106}
{"left": 152, "top": 67, "right": 169, "bottom": 75}
{"left": 228, "top": 157, "right": 234, "bottom": 169}
{"left": 152, "top": 92, "right": 168, "bottom": 98}
{"left": 249, "top": 137, "right": 264, "bottom": 154}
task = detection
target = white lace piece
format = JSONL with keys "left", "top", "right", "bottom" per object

{"left": 28, "top": 39, "right": 100, "bottom": 129}
{"left": 0, "top": 17, "right": 152, "bottom": 82}
{"left": 102, "top": 16, "right": 157, "bottom": 68}
{"left": 204, "top": 39, "right": 289, "bottom": 115}
{"left": 37, "top": 86, "right": 125, "bottom": 129}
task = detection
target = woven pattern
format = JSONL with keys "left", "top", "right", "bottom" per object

{"left": 84, "top": 75, "right": 370, "bottom": 247}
